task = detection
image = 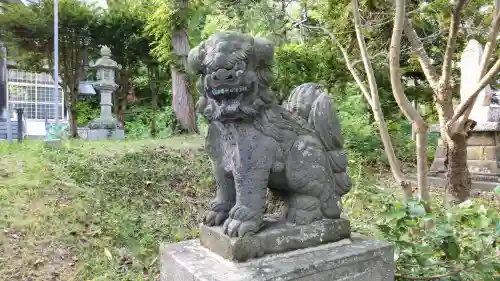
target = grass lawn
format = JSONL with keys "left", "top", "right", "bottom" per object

{"left": 1, "top": 136, "right": 213, "bottom": 280}
{"left": 0, "top": 136, "right": 498, "bottom": 280}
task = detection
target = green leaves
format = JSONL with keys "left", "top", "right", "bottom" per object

{"left": 473, "top": 215, "right": 491, "bottom": 229}
{"left": 369, "top": 192, "right": 498, "bottom": 279}
{"left": 444, "top": 239, "right": 461, "bottom": 260}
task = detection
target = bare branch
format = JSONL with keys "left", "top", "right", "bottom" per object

{"left": 440, "top": 0, "right": 468, "bottom": 85}
{"left": 390, "top": 2, "right": 425, "bottom": 124}
{"left": 301, "top": 24, "right": 373, "bottom": 108}
{"left": 448, "top": 2, "right": 500, "bottom": 133}
{"left": 421, "top": 29, "right": 448, "bottom": 41}
{"left": 390, "top": 0, "right": 430, "bottom": 210}
{"left": 298, "top": 15, "right": 411, "bottom": 196}
{"left": 449, "top": 58, "right": 500, "bottom": 127}
{"left": 352, "top": 1, "right": 382, "bottom": 110}
{"left": 479, "top": 6, "right": 500, "bottom": 77}
{"left": 403, "top": 17, "right": 440, "bottom": 90}
{"left": 352, "top": 0, "right": 411, "bottom": 196}
{"left": 352, "top": 52, "right": 387, "bottom": 67}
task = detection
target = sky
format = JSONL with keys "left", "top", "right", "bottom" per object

{"left": 20, "top": 0, "right": 108, "bottom": 9}
{"left": 82, "top": 0, "right": 107, "bottom": 9}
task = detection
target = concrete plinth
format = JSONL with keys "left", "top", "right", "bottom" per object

{"left": 87, "top": 128, "right": 124, "bottom": 141}
{"left": 160, "top": 234, "right": 394, "bottom": 281}
{"left": 429, "top": 122, "right": 500, "bottom": 189}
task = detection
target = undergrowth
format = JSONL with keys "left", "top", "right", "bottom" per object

{"left": 0, "top": 138, "right": 498, "bottom": 280}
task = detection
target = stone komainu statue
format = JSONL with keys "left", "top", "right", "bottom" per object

{"left": 188, "top": 31, "right": 352, "bottom": 238}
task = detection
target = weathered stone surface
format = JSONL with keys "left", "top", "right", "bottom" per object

{"left": 434, "top": 132, "right": 497, "bottom": 146}
{"left": 468, "top": 132, "right": 498, "bottom": 146}
{"left": 429, "top": 125, "right": 499, "bottom": 186}
{"left": 429, "top": 122, "right": 500, "bottom": 133}
{"left": 459, "top": 40, "right": 495, "bottom": 123}
{"left": 88, "top": 46, "right": 123, "bottom": 140}
{"left": 434, "top": 145, "right": 498, "bottom": 160}
{"left": 160, "top": 234, "right": 395, "bottom": 281}
{"left": 487, "top": 107, "right": 500, "bottom": 122}
{"left": 428, "top": 176, "right": 499, "bottom": 190}
{"left": 430, "top": 158, "right": 499, "bottom": 175}
{"left": 87, "top": 128, "right": 124, "bottom": 140}
{"left": 200, "top": 217, "right": 350, "bottom": 262}
{"left": 187, "top": 31, "right": 352, "bottom": 239}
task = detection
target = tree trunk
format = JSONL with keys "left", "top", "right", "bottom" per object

{"left": 387, "top": 0, "right": 433, "bottom": 228}
{"left": 435, "top": 87, "right": 470, "bottom": 203}
{"left": 445, "top": 133, "right": 470, "bottom": 203}
{"left": 401, "top": 11, "right": 471, "bottom": 205}
{"left": 119, "top": 97, "right": 126, "bottom": 128}
{"left": 113, "top": 90, "right": 119, "bottom": 116}
{"left": 171, "top": 0, "right": 197, "bottom": 133}
{"left": 68, "top": 90, "right": 79, "bottom": 138}
{"left": 151, "top": 87, "right": 158, "bottom": 137}
{"left": 151, "top": 68, "right": 159, "bottom": 137}
{"left": 117, "top": 74, "right": 129, "bottom": 128}
{"left": 433, "top": 0, "right": 471, "bottom": 203}
{"left": 350, "top": 0, "right": 413, "bottom": 199}
{"left": 443, "top": 2, "right": 500, "bottom": 203}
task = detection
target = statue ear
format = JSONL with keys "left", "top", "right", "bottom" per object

{"left": 187, "top": 42, "right": 205, "bottom": 75}
{"left": 252, "top": 37, "right": 274, "bottom": 68}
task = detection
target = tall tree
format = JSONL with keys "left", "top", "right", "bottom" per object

{"left": 147, "top": 0, "right": 197, "bottom": 133}
{"left": 93, "top": 6, "right": 152, "bottom": 126}
{"left": 0, "top": 0, "right": 98, "bottom": 137}
{"left": 400, "top": 0, "right": 500, "bottom": 203}
{"left": 147, "top": 63, "right": 169, "bottom": 137}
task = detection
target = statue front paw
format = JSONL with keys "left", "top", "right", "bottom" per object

{"left": 203, "top": 201, "right": 230, "bottom": 226}
{"left": 223, "top": 205, "right": 263, "bottom": 237}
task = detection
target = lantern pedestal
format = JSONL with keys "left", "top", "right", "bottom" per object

{"left": 87, "top": 127, "right": 125, "bottom": 141}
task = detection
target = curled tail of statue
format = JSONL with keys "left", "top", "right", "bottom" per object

{"left": 285, "top": 83, "right": 352, "bottom": 197}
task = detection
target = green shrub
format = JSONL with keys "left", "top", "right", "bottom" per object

{"left": 333, "top": 83, "right": 438, "bottom": 167}
{"left": 125, "top": 105, "right": 176, "bottom": 139}
{"left": 346, "top": 187, "right": 500, "bottom": 280}
{"left": 75, "top": 100, "right": 100, "bottom": 126}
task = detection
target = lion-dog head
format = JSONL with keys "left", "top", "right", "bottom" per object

{"left": 188, "top": 31, "right": 276, "bottom": 121}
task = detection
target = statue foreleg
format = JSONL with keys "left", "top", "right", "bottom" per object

{"left": 223, "top": 141, "right": 275, "bottom": 237}
{"left": 203, "top": 161, "right": 236, "bottom": 226}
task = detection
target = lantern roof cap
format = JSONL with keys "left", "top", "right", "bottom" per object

{"left": 91, "top": 45, "right": 121, "bottom": 69}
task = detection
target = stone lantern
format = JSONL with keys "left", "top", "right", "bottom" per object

{"left": 87, "top": 46, "right": 124, "bottom": 140}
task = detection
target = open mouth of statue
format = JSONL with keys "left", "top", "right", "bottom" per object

{"left": 208, "top": 82, "right": 254, "bottom": 101}
{"left": 212, "top": 86, "right": 249, "bottom": 96}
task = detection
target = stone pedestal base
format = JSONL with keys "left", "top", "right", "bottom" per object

{"left": 429, "top": 122, "right": 500, "bottom": 188}
{"left": 44, "top": 139, "right": 63, "bottom": 148}
{"left": 160, "top": 234, "right": 394, "bottom": 281}
{"left": 87, "top": 128, "right": 124, "bottom": 141}
{"left": 200, "top": 218, "right": 351, "bottom": 262}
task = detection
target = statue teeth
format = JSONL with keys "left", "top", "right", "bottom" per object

{"left": 212, "top": 86, "right": 250, "bottom": 95}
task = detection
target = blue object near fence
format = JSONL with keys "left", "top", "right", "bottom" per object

{"left": 44, "top": 121, "right": 68, "bottom": 141}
